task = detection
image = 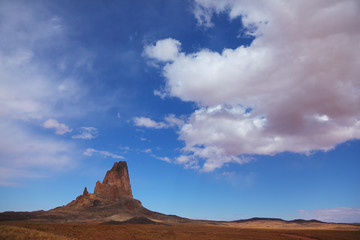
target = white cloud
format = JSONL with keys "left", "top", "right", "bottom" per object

{"left": 315, "top": 114, "right": 330, "bottom": 122}
{"left": 0, "top": 167, "right": 46, "bottom": 187}
{"left": 0, "top": 2, "right": 68, "bottom": 121}
{"left": 0, "top": 120, "right": 76, "bottom": 185}
{"left": 146, "top": 0, "right": 360, "bottom": 171}
{"left": 298, "top": 207, "right": 360, "bottom": 223}
{"left": 142, "top": 148, "right": 172, "bottom": 163}
{"left": 0, "top": 1, "right": 96, "bottom": 123}
{"left": 153, "top": 89, "right": 167, "bottom": 99}
{"left": 118, "top": 146, "right": 130, "bottom": 153}
{"left": 175, "top": 155, "right": 200, "bottom": 170}
{"left": 133, "top": 117, "right": 169, "bottom": 129}
{"left": 72, "top": 127, "right": 98, "bottom": 140}
{"left": 165, "top": 114, "right": 185, "bottom": 127}
{"left": 133, "top": 115, "right": 184, "bottom": 130}
{"left": 83, "top": 148, "right": 123, "bottom": 159}
{"left": 42, "top": 119, "right": 72, "bottom": 135}
{"left": 154, "top": 155, "right": 172, "bottom": 163}
{"left": 144, "top": 148, "right": 152, "bottom": 153}
{"left": 0, "top": 2, "right": 95, "bottom": 184}
{"left": 144, "top": 38, "right": 181, "bottom": 62}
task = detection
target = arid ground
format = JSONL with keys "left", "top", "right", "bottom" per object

{"left": 1, "top": 221, "right": 359, "bottom": 240}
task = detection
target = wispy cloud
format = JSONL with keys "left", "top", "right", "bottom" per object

{"left": 83, "top": 148, "right": 123, "bottom": 159}
{"left": 0, "top": 167, "right": 46, "bottom": 187}
{"left": 298, "top": 207, "right": 360, "bottom": 223}
{"left": 153, "top": 155, "right": 172, "bottom": 163}
{"left": 42, "top": 119, "right": 72, "bottom": 135}
{"left": 0, "top": 1, "right": 96, "bottom": 184}
{"left": 72, "top": 127, "right": 98, "bottom": 140}
{"left": 142, "top": 148, "right": 172, "bottom": 163}
{"left": 118, "top": 146, "right": 130, "bottom": 153}
{"left": 0, "top": 120, "right": 75, "bottom": 173}
{"left": 133, "top": 114, "right": 184, "bottom": 129}
{"left": 143, "top": 148, "right": 152, "bottom": 153}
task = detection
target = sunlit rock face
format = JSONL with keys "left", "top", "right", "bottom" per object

{"left": 94, "top": 161, "right": 133, "bottom": 200}
{"left": 65, "top": 161, "right": 136, "bottom": 209}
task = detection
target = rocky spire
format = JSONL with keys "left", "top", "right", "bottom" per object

{"left": 83, "top": 187, "right": 89, "bottom": 196}
{"left": 94, "top": 161, "right": 133, "bottom": 200}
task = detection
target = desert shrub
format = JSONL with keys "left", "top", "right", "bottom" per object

{"left": 0, "top": 225, "right": 72, "bottom": 240}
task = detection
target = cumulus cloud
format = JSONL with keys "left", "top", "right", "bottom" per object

{"left": 42, "top": 119, "right": 72, "bottom": 135}
{"left": 72, "top": 127, "right": 98, "bottom": 140}
{"left": 298, "top": 207, "right": 360, "bottom": 223}
{"left": 83, "top": 148, "right": 124, "bottom": 159}
{"left": 145, "top": 0, "right": 360, "bottom": 171}
{"left": 144, "top": 38, "right": 181, "bottom": 62}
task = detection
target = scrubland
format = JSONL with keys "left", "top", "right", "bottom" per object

{"left": 1, "top": 221, "right": 360, "bottom": 240}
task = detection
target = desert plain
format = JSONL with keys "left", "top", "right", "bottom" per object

{"left": 1, "top": 219, "right": 360, "bottom": 240}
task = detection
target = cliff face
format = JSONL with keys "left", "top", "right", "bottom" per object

{"left": 94, "top": 161, "right": 133, "bottom": 200}
{"left": 65, "top": 161, "right": 137, "bottom": 210}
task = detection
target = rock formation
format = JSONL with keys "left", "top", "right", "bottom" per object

{"left": 65, "top": 161, "right": 138, "bottom": 209}
{"left": 94, "top": 161, "right": 133, "bottom": 200}
{"left": 0, "top": 160, "right": 187, "bottom": 223}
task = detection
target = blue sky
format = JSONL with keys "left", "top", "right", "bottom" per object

{"left": 0, "top": 0, "right": 359, "bottom": 223}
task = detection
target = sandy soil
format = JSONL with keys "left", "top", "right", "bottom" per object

{"left": 225, "top": 220, "right": 360, "bottom": 230}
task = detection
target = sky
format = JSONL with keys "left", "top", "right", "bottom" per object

{"left": 0, "top": 0, "right": 359, "bottom": 223}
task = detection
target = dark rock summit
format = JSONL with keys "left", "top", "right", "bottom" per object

{"left": 83, "top": 187, "right": 88, "bottom": 196}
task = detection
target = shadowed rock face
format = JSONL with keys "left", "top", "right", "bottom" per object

{"left": 94, "top": 161, "right": 133, "bottom": 200}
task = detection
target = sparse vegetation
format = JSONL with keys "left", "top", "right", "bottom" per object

{"left": 0, "top": 225, "right": 73, "bottom": 240}
{"left": 1, "top": 222, "right": 359, "bottom": 240}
